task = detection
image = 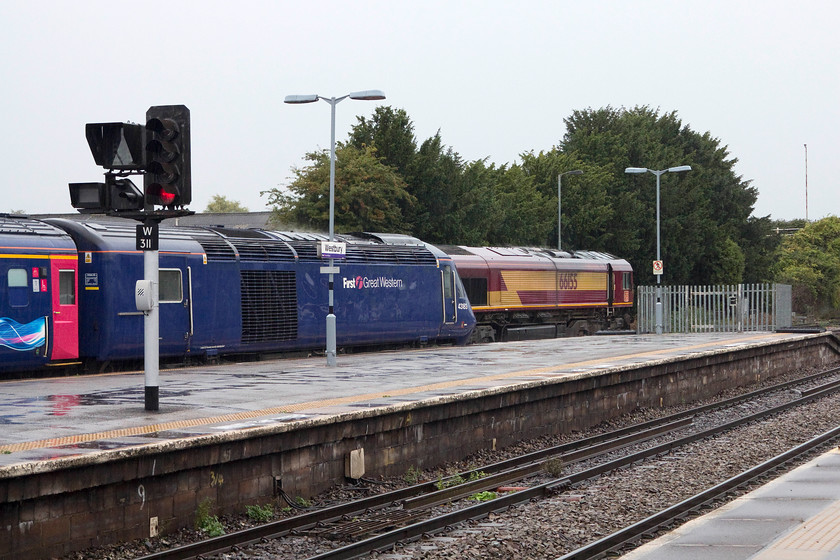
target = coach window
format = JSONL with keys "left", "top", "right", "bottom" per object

{"left": 8, "top": 268, "right": 29, "bottom": 307}
{"left": 159, "top": 269, "right": 183, "bottom": 303}
{"left": 59, "top": 270, "right": 76, "bottom": 305}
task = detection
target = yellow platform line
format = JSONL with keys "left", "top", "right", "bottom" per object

{"left": 0, "top": 333, "right": 782, "bottom": 455}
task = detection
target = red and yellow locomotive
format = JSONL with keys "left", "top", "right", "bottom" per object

{"left": 442, "top": 245, "right": 633, "bottom": 342}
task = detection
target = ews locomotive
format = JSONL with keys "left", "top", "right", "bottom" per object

{"left": 441, "top": 245, "right": 633, "bottom": 342}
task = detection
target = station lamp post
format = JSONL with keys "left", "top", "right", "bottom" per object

{"left": 284, "top": 90, "right": 386, "bottom": 366}
{"left": 557, "top": 169, "right": 583, "bottom": 251}
{"left": 624, "top": 165, "right": 692, "bottom": 335}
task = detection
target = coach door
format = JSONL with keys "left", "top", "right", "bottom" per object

{"left": 50, "top": 258, "right": 79, "bottom": 360}
{"left": 441, "top": 264, "right": 457, "bottom": 324}
{"left": 158, "top": 265, "right": 192, "bottom": 355}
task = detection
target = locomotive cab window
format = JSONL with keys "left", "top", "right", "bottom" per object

{"left": 622, "top": 273, "right": 633, "bottom": 291}
{"left": 8, "top": 268, "right": 29, "bottom": 308}
{"left": 461, "top": 277, "right": 488, "bottom": 306}
{"left": 159, "top": 269, "right": 183, "bottom": 303}
{"left": 442, "top": 265, "right": 454, "bottom": 299}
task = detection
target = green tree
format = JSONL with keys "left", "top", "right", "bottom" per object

{"left": 406, "top": 132, "right": 469, "bottom": 243}
{"left": 742, "top": 216, "right": 780, "bottom": 283}
{"left": 772, "top": 216, "right": 840, "bottom": 316}
{"left": 349, "top": 106, "right": 417, "bottom": 180}
{"left": 518, "top": 150, "right": 614, "bottom": 250}
{"left": 708, "top": 237, "right": 746, "bottom": 284}
{"left": 561, "top": 106, "right": 760, "bottom": 285}
{"left": 262, "top": 144, "right": 415, "bottom": 233}
{"left": 205, "top": 195, "right": 248, "bottom": 213}
{"left": 485, "top": 163, "right": 552, "bottom": 246}
{"left": 276, "top": 102, "right": 771, "bottom": 288}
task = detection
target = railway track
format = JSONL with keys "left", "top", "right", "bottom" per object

{"left": 132, "top": 365, "right": 840, "bottom": 560}
{"left": 136, "top": 412, "right": 692, "bottom": 560}
{"left": 556, "top": 425, "right": 840, "bottom": 559}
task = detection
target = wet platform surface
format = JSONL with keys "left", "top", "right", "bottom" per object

{"left": 623, "top": 447, "right": 840, "bottom": 560}
{"left": 0, "top": 331, "right": 803, "bottom": 468}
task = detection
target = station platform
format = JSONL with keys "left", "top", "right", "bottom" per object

{"left": 622, "top": 447, "right": 840, "bottom": 560}
{"left": 0, "top": 331, "right": 814, "bottom": 467}
{"left": 3, "top": 330, "right": 840, "bottom": 560}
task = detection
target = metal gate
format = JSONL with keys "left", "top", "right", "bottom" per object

{"left": 637, "top": 283, "right": 792, "bottom": 334}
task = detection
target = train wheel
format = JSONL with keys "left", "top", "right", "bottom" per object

{"left": 568, "top": 321, "right": 590, "bottom": 337}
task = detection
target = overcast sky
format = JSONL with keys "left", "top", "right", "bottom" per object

{"left": 2, "top": 1, "right": 837, "bottom": 222}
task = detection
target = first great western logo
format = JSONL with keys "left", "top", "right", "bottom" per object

{"left": 343, "top": 276, "right": 405, "bottom": 289}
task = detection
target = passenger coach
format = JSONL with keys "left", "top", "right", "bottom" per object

{"left": 0, "top": 217, "right": 79, "bottom": 372}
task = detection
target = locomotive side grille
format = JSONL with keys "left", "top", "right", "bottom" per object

{"left": 240, "top": 270, "right": 298, "bottom": 344}
{"left": 230, "top": 239, "right": 295, "bottom": 262}
{"left": 197, "top": 238, "right": 237, "bottom": 262}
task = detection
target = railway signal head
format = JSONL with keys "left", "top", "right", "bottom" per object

{"left": 144, "top": 105, "right": 191, "bottom": 208}
{"left": 68, "top": 176, "right": 145, "bottom": 213}
{"left": 69, "top": 182, "right": 106, "bottom": 212}
{"left": 107, "top": 177, "right": 144, "bottom": 211}
{"left": 84, "top": 122, "right": 146, "bottom": 171}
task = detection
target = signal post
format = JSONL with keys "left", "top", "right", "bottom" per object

{"left": 70, "top": 105, "right": 193, "bottom": 411}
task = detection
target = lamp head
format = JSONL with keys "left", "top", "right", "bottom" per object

{"left": 667, "top": 165, "right": 692, "bottom": 173}
{"left": 348, "top": 90, "right": 386, "bottom": 101}
{"left": 284, "top": 94, "right": 319, "bottom": 104}
{"left": 625, "top": 167, "right": 648, "bottom": 174}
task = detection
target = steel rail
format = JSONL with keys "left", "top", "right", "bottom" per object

{"left": 302, "top": 376, "right": 840, "bottom": 560}
{"left": 799, "top": 376, "right": 840, "bottom": 398}
{"left": 555, "top": 424, "right": 840, "bottom": 560}
{"left": 134, "top": 411, "right": 691, "bottom": 560}
{"left": 136, "top": 365, "right": 840, "bottom": 560}
{"left": 401, "top": 417, "right": 692, "bottom": 510}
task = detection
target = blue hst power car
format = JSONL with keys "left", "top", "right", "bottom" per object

{"left": 0, "top": 216, "right": 475, "bottom": 375}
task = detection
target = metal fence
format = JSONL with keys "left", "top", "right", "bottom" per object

{"left": 636, "top": 283, "right": 792, "bottom": 334}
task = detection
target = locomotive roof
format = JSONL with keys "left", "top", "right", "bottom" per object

{"left": 438, "top": 245, "right": 626, "bottom": 262}
{"left": 40, "top": 219, "right": 442, "bottom": 266}
{"left": 0, "top": 215, "right": 71, "bottom": 237}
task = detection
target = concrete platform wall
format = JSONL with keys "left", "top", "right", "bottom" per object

{"left": 2, "top": 333, "right": 839, "bottom": 559}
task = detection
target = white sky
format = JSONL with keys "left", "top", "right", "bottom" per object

{"left": 1, "top": 0, "right": 837, "bottom": 221}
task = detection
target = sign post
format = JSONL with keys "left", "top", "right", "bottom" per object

{"left": 318, "top": 240, "right": 346, "bottom": 366}
{"left": 135, "top": 222, "right": 160, "bottom": 410}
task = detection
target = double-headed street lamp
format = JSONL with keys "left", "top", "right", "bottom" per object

{"left": 557, "top": 169, "right": 583, "bottom": 251}
{"left": 624, "top": 165, "right": 692, "bottom": 334}
{"left": 285, "top": 90, "right": 386, "bottom": 366}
